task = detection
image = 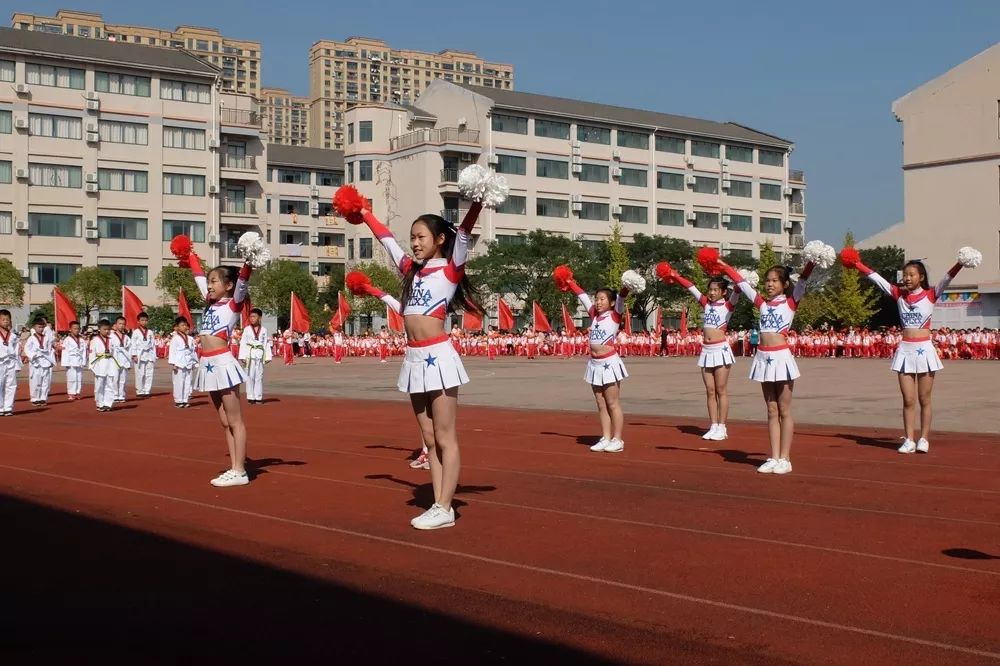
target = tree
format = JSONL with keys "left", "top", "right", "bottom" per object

{"left": 248, "top": 260, "right": 319, "bottom": 326}
{"left": 145, "top": 304, "right": 178, "bottom": 334}
{"left": 861, "top": 245, "right": 905, "bottom": 328}
{"left": 625, "top": 233, "right": 693, "bottom": 327}
{"left": 0, "top": 258, "right": 25, "bottom": 306}
{"left": 604, "top": 221, "right": 630, "bottom": 291}
{"left": 29, "top": 301, "right": 54, "bottom": 326}
{"left": 820, "top": 232, "right": 879, "bottom": 328}
{"left": 155, "top": 263, "right": 207, "bottom": 309}
{"left": 60, "top": 267, "right": 121, "bottom": 327}
{"left": 348, "top": 261, "right": 401, "bottom": 318}
{"left": 317, "top": 264, "right": 347, "bottom": 313}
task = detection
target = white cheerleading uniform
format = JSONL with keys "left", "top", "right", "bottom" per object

{"left": 131, "top": 327, "right": 157, "bottom": 396}
{"left": 89, "top": 335, "right": 118, "bottom": 408}
{"left": 60, "top": 333, "right": 87, "bottom": 397}
{"left": 571, "top": 284, "right": 629, "bottom": 386}
{"left": 109, "top": 330, "right": 132, "bottom": 400}
{"left": 168, "top": 331, "right": 198, "bottom": 404}
{"left": 0, "top": 327, "right": 22, "bottom": 413}
{"left": 191, "top": 262, "right": 251, "bottom": 393}
{"left": 23, "top": 331, "right": 56, "bottom": 403}
{"left": 859, "top": 263, "right": 958, "bottom": 374}
{"left": 675, "top": 275, "right": 740, "bottom": 369}
{"left": 238, "top": 324, "right": 272, "bottom": 401}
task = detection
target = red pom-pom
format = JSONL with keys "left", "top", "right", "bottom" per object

{"left": 552, "top": 264, "right": 574, "bottom": 291}
{"left": 345, "top": 271, "right": 372, "bottom": 296}
{"left": 839, "top": 247, "right": 860, "bottom": 268}
{"left": 170, "top": 235, "right": 193, "bottom": 267}
{"left": 333, "top": 186, "right": 369, "bottom": 224}
{"left": 656, "top": 261, "right": 675, "bottom": 282}
{"left": 696, "top": 247, "right": 721, "bottom": 276}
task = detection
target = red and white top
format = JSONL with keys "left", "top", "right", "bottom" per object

{"left": 724, "top": 264, "right": 814, "bottom": 335}
{"left": 673, "top": 274, "right": 740, "bottom": 332}
{"left": 570, "top": 282, "right": 628, "bottom": 351}
{"left": 192, "top": 262, "right": 251, "bottom": 341}
{"left": 858, "top": 262, "right": 960, "bottom": 330}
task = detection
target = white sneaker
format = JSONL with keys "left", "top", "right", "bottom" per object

{"left": 898, "top": 439, "right": 917, "bottom": 454}
{"left": 210, "top": 470, "right": 249, "bottom": 487}
{"left": 590, "top": 437, "right": 610, "bottom": 452}
{"left": 707, "top": 424, "right": 728, "bottom": 441}
{"left": 702, "top": 424, "right": 719, "bottom": 440}
{"left": 916, "top": 438, "right": 930, "bottom": 453}
{"left": 757, "top": 458, "right": 778, "bottom": 473}
{"left": 772, "top": 459, "right": 793, "bottom": 475}
{"left": 411, "top": 504, "right": 455, "bottom": 530}
{"left": 604, "top": 438, "right": 624, "bottom": 453}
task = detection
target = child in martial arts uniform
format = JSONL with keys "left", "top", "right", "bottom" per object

{"left": 238, "top": 308, "right": 272, "bottom": 404}
{"left": 110, "top": 317, "right": 132, "bottom": 402}
{"left": 0, "top": 309, "right": 20, "bottom": 416}
{"left": 89, "top": 319, "right": 118, "bottom": 412}
{"left": 168, "top": 317, "right": 198, "bottom": 408}
{"left": 60, "top": 321, "right": 87, "bottom": 400}
{"left": 22, "top": 317, "right": 56, "bottom": 405}
{"left": 131, "top": 311, "right": 157, "bottom": 397}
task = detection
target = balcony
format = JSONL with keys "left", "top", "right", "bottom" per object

{"left": 390, "top": 127, "right": 481, "bottom": 151}
{"left": 441, "top": 209, "right": 459, "bottom": 224}
{"left": 220, "top": 154, "right": 257, "bottom": 171}
{"left": 440, "top": 168, "right": 458, "bottom": 183}
{"left": 220, "top": 240, "right": 241, "bottom": 260}
{"left": 220, "top": 108, "right": 261, "bottom": 127}
{"left": 220, "top": 198, "right": 257, "bottom": 216}
{"left": 790, "top": 202, "right": 805, "bottom": 215}
{"left": 789, "top": 169, "right": 806, "bottom": 184}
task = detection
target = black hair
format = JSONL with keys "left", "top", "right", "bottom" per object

{"left": 32, "top": 316, "right": 45, "bottom": 326}
{"left": 210, "top": 265, "right": 240, "bottom": 296}
{"left": 765, "top": 265, "right": 795, "bottom": 297}
{"left": 706, "top": 276, "right": 731, "bottom": 296}
{"left": 250, "top": 308, "right": 262, "bottom": 316}
{"left": 400, "top": 214, "right": 483, "bottom": 314}
{"left": 903, "top": 260, "right": 931, "bottom": 290}
{"left": 69, "top": 320, "right": 80, "bottom": 328}
{"left": 97, "top": 319, "right": 111, "bottom": 327}
{"left": 595, "top": 287, "right": 616, "bottom": 307}
{"left": 174, "top": 316, "right": 188, "bottom": 326}
{"left": 114, "top": 316, "right": 126, "bottom": 324}
{"left": 138, "top": 311, "right": 148, "bottom": 319}
{"left": 0, "top": 309, "right": 9, "bottom": 318}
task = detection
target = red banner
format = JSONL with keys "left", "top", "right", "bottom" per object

{"left": 177, "top": 289, "right": 193, "bottom": 328}
{"left": 462, "top": 309, "right": 483, "bottom": 332}
{"left": 241, "top": 298, "right": 253, "bottom": 328}
{"left": 532, "top": 301, "right": 551, "bottom": 333}
{"left": 655, "top": 306, "right": 663, "bottom": 335}
{"left": 290, "top": 292, "right": 312, "bottom": 333}
{"left": 53, "top": 287, "right": 76, "bottom": 332}
{"left": 329, "top": 292, "right": 352, "bottom": 331}
{"left": 497, "top": 299, "right": 514, "bottom": 331}
{"left": 680, "top": 306, "right": 688, "bottom": 335}
{"left": 624, "top": 308, "right": 633, "bottom": 335}
{"left": 387, "top": 305, "right": 404, "bottom": 333}
{"left": 122, "top": 286, "right": 144, "bottom": 330}
{"left": 561, "top": 303, "right": 577, "bottom": 334}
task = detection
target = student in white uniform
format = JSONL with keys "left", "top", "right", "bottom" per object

{"left": 238, "top": 308, "right": 272, "bottom": 404}
{"left": 60, "top": 320, "right": 87, "bottom": 400}
{"left": 110, "top": 316, "right": 132, "bottom": 402}
{"left": 131, "top": 311, "right": 157, "bottom": 397}
{"left": 168, "top": 316, "right": 198, "bottom": 408}
{"left": 89, "top": 319, "right": 119, "bottom": 412}
{"left": 0, "top": 309, "right": 21, "bottom": 416}
{"left": 22, "top": 317, "right": 56, "bottom": 405}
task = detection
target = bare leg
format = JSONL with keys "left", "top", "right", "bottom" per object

{"left": 715, "top": 365, "right": 732, "bottom": 424}
{"left": 701, "top": 368, "right": 718, "bottom": 425}
{"left": 917, "top": 372, "right": 935, "bottom": 441}
{"left": 775, "top": 380, "right": 795, "bottom": 460}
{"left": 592, "top": 386, "right": 611, "bottom": 440}
{"left": 410, "top": 393, "right": 441, "bottom": 494}
{"left": 897, "top": 373, "right": 917, "bottom": 442}
{"left": 761, "top": 383, "right": 780, "bottom": 460}
{"left": 428, "top": 388, "right": 461, "bottom": 510}
{"left": 603, "top": 382, "right": 624, "bottom": 440}
{"left": 212, "top": 388, "right": 247, "bottom": 473}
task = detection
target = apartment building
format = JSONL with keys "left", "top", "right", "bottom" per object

{"left": 10, "top": 9, "right": 260, "bottom": 95}
{"left": 308, "top": 36, "right": 513, "bottom": 150}
{"left": 260, "top": 87, "right": 310, "bottom": 146}
{"left": 890, "top": 44, "right": 1000, "bottom": 328}
{"left": 342, "top": 81, "right": 806, "bottom": 272}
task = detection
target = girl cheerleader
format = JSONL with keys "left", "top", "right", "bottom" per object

{"left": 656, "top": 256, "right": 745, "bottom": 441}
{"left": 841, "top": 246, "right": 981, "bottom": 453}
{"left": 333, "top": 164, "right": 506, "bottom": 530}
{"left": 553, "top": 264, "right": 645, "bottom": 453}
{"left": 170, "top": 232, "right": 269, "bottom": 487}
{"left": 717, "top": 241, "right": 834, "bottom": 474}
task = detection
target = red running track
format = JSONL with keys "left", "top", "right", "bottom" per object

{"left": 1, "top": 384, "right": 999, "bottom": 663}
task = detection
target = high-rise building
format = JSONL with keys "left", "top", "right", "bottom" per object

{"left": 308, "top": 36, "right": 513, "bottom": 150}
{"left": 10, "top": 9, "right": 261, "bottom": 95}
{"left": 260, "top": 87, "right": 310, "bottom": 146}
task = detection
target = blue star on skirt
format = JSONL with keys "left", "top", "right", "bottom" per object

{"left": 424, "top": 355, "right": 437, "bottom": 367}
{"left": 765, "top": 356, "right": 774, "bottom": 365}
{"left": 603, "top": 363, "right": 610, "bottom": 370}
{"left": 205, "top": 362, "right": 215, "bottom": 372}
{"left": 916, "top": 348, "right": 925, "bottom": 355}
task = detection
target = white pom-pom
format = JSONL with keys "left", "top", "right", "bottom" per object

{"left": 802, "top": 240, "right": 836, "bottom": 269}
{"left": 458, "top": 164, "right": 510, "bottom": 208}
{"left": 957, "top": 246, "right": 982, "bottom": 268}
{"left": 237, "top": 231, "right": 271, "bottom": 268}
{"left": 738, "top": 269, "right": 760, "bottom": 288}
{"left": 621, "top": 269, "right": 646, "bottom": 294}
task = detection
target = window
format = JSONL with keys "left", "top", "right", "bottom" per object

{"left": 99, "top": 169, "right": 148, "bottom": 192}
{"left": 617, "top": 129, "right": 649, "bottom": 150}
{"left": 534, "top": 119, "right": 570, "bottom": 139}
{"left": 727, "top": 179, "right": 752, "bottom": 198}
{"left": 536, "top": 197, "right": 569, "bottom": 218}
{"left": 760, "top": 183, "right": 782, "bottom": 200}
{"left": 87, "top": 118, "right": 140, "bottom": 146}
{"left": 26, "top": 63, "right": 84, "bottom": 89}
{"left": 0, "top": 60, "right": 13, "bottom": 82}
{"left": 727, "top": 214, "right": 752, "bottom": 232}
{"left": 536, "top": 158, "right": 568, "bottom": 179}
{"left": 95, "top": 71, "right": 151, "bottom": 97}
{"left": 619, "top": 168, "right": 647, "bottom": 187}
{"left": 317, "top": 233, "right": 345, "bottom": 246}
{"left": 693, "top": 176, "right": 719, "bottom": 194}
{"left": 491, "top": 113, "right": 527, "bottom": 134}
{"left": 99, "top": 216, "right": 147, "bottom": 240}
{"left": 691, "top": 140, "right": 720, "bottom": 158}
{"left": 657, "top": 171, "right": 684, "bottom": 191}
{"left": 655, "top": 135, "right": 685, "bottom": 154}
{"left": 29, "top": 164, "right": 82, "bottom": 188}
{"left": 281, "top": 200, "right": 310, "bottom": 215}
{"left": 347, "top": 123, "right": 354, "bottom": 144}
{"left": 0, "top": 161, "right": 9, "bottom": 184}
{"left": 579, "top": 163, "right": 609, "bottom": 183}
{"left": 657, "top": 208, "right": 684, "bottom": 227}
{"left": 694, "top": 211, "right": 719, "bottom": 229}
{"left": 496, "top": 154, "right": 526, "bottom": 175}
{"left": 277, "top": 168, "right": 310, "bottom": 184}
{"left": 30, "top": 263, "right": 79, "bottom": 284}
{"left": 726, "top": 145, "right": 753, "bottom": 163}
{"left": 619, "top": 205, "right": 647, "bottom": 224}
{"left": 348, "top": 239, "right": 354, "bottom": 260}
{"left": 497, "top": 195, "right": 526, "bottom": 215}
{"left": 577, "top": 125, "right": 610, "bottom": 144}
{"left": 357, "top": 237, "right": 374, "bottom": 259}
{"left": 760, "top": 217, "right": 783, "bottom": 234}
{"left": 315, "top": 170, "right": 342, "bottom": 187}
{"left": 163, "top": 126, "right": 205, "bottom": 149}
{"left": 163, "top": 220, "right": 206, "bottom": 242}
{"left": 496, "top": 234, "right": 526, "bottom": 247}
{"left": 0, "top": 212, "right": 10, "bottom": 234}
{"left": 759, "top": 149, "right": 784, "bottom": 166}
{"left": 29, "top": 113, "right": 82, "bottom": 139}
{"left": 160, "top": 80, "right": 211, "bottom": 103}
{"left": 359, "top": 160, "right": 373, "bottom": 181}
{"left": 29, "top": 213, "right": 80, "bottom": 237}
{"left": 359, "top": 120, "right": 372, "bottom": 141}
{"left": 0, "top": 110, "right": 10, "bottom": 134}
{"left": 579, "top": 202, "right": 609, "bottom": 221}
{"left": 163, "top": 173, "right": 206, "bottom": 196}
{"left": 102, "top": 264, "right": 148, "bottom": 286}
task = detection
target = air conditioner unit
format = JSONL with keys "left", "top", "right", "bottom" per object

{"left": 722, "top": 207, "right": 731, "bottom": 216}
{"left": 721, "top": 214, "right": 731, "bottom": 224}
{"left": 19, "top": 267, "right": 29, "bottom": 278}
{"left": 14, "top": 117, "right": 28, "bottom": 130}
{"left": 85, "top": 121, "right": 98, "bottom": 133}
{"left": 85, "top": 91, "right": 99, "bottom": 101}
{"left": 686, "top": 175, "right": 697, "bottom": 186}
{"left": 685, "top": 156, "right": 695, "bottom": 166}
{"left": 571, "top": 202, "right": 583, "bottom": 212}
{"left": 14, "top": 83, "right": 29, "bottom": 95}
{"left": 783, "top": 186, "right": 793, "bottom": 196}
{"left": 611, "top": 167, "right": 622, "bottom": 178}
{"left": 784, "top": 220, "right": 794, "bottom": 230}
{"left": 611, "top": 205, "right": 622, "bottom": 216}
{"left": 721, "top": 163, "right": 730, "bottom": 173}
{"left": 85, "top": 183, "right": 99, "bottom": 193}
{"left": 310, "top": 261, "right": 320, "bottom": 273}
{"left": 15, "top": 220, "right": 29, "bottom": 231}
{"left": 208, "top": 234, "right": 220, "bottom": 244}
{"left": 721, "top": 179, "right": 731, "bottom": 189}
{"left": 571, "top": 146, "right": 581, "bottom": 157}
{"left": 486, "top": 153, "right": 498, "bottom": 165}
{"left": 86, "top": 99, "right": 100, "bottom": 111}
{"left": 310, "top": 233, "right": 320, "bottom": 244}
{"left": 207, "top": 184, "right": 219, "bottom": 195}
{"left": 571, "top": 155, "right": 582, "bottom": 165}
{"left": 15, "top": 168, "right": 28, "bottom": 180}
{"left": 85, "top": 172, "right": 98, "bottom": 183}
{"left": 309, "top": 186, "right": 320, "bottom": 198}
{"left": 457, "top": 116, "right": 467, "bottom": 126}
{"left": 571, "top": 164, "right": 583, "bottom": 174}
{"left": 571, "top": 194, "right": 582, "bottom": 203}
{"left": 207, "top": 138, "right": 220, "bottom": 149}
{"left": 85, "top": 219, "right": 98, "bottom": 230}
{"left": 571, "top": 140, "right": 581, "bottom": 149}
{"left": 85, "top": 228, "right": 99, "bottom": 240}
{"left": 721, "top": 243, "right": 730, "bottom": 253}
{"left": 309, "top": 203, "right": 320, "bottom": 216}
{"left": 686, "top": 210, "right": 697, "bottom": 221}
{"left": 612, "top": 149, "right": 621, "bottom": 160}
{"left": 86, "top": 131, "right": 100, "bottom": 143}
{"left": 720, "top": 159, "right": 729, "bottom": 167}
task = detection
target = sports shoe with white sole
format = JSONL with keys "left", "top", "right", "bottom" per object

{"left": 409, "top": 452, "right": 430, "bottom": 470}
{"left": 604, "top": 438, "right": 624, "bottom": 453}
{"left": 772, "top": 459, "right": 793, "bottom": 475}
{"left": 411, "top": 504, "right": 455, "bottom": 530}
{"left": 898, "top": 438, "right": 917, "bottom": 454}
{"left": 757, "top": 458, "right": 778, "bottom": 473}
{"left": 707, "top": 425, "right": 728, "bottom": 441}
{"left": 590, "top": 437, "right": 610, "bottom": 452}
{"left": 916, "top": 438, "right": 930, "bottom": 453}
{"left": 702, "top": 424, "right": 719, "bottom": 440}
{"left": 210, "top": 469, "right": 249, "bottom": 487}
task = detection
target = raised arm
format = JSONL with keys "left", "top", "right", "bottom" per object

{"left": 933, "top": 263, "right": 962, "bottom": 300}
{"left": 567, "top": 280, "right": 595, "bottom": 317}
{"left": 720, "top": 263, "right": 763, "bottom": 306}
{"left": 615, "top": 287, "right": 630, "bottom": 315}
{"left": 189, "top": 253, "right": 209, "bottom": 300}
{"left": 671, "top": 273, "right": 708, "bottom": 306}
{"left": 791, "top": 262, "right": 815, "bottom": 303}
{"left": 361, "top": 210, "right": 411, "bottom": 275}
{"left": 233, "top": 263, "right": 251, "bottom": 305}
{"left": 449, "top": 202, "right": 483, "bottom": 273}
{"left": 854, "top": 260, "right": 900, "bottom": 299}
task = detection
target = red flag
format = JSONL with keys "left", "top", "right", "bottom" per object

{"left": 497, "top": 299, "right": 514, "bottom": 331}
{"left": 122, "top": 286, "right": 144, "bottom": 329}
{"left": 532, "top": 301, "right": 551, "bottom": 333}
{"left": 329, "top": 292, "right": 352, "bottom": 331}
{"left": 387, "top": 305, "right": 404, "bottom": 333}
{"left": 624, "top": 308, "right": 633, "bottom": 335}
{"left": 53, "top": 287, "right": 76, "bottom": 332}
{"left": 462, "top": 309, "right": 483, "bottom": 332}
{"left": 655, "top": 306, "right": 663, "bottom": 335}
{"left": 290, "top": 292, "right": 312, "bottom": 333}
{"left": 680, "top": 306, "right": 688, "bottom": 335}
{"left": 241, "top": 298, "right": 253, "bottom": 328}
{"left": 177, "top": 289, "right": 193, "bottom": 328}
{"left": 561, "top": 303, "right": 577, "bottom": 334}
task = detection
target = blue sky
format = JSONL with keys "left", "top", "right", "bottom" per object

{"left": 19, "top": 0, "right": 1000, "bottom": 244}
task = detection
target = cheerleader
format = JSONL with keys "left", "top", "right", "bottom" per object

{"left": 842, "top": 246, "right": 980, "bottom": 453}
{"left": 657, "top": 261, "right": 741, "bottom": 441}
{"left": 335, "top": 165, "right": 500, "bottom": 530}
{"left": 61, "top": 321, "right": 87, "bottom": 400}
{"left": 554, "top": 264, "right": 644, "bottom": 453}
